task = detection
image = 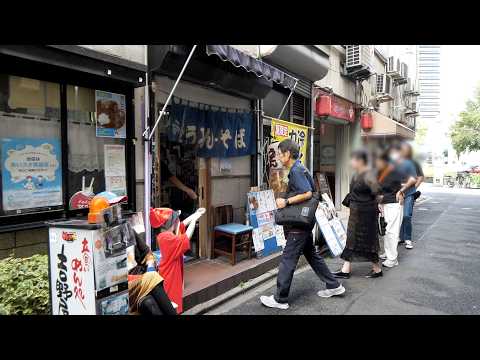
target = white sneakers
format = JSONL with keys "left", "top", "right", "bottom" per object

{"left": 260, "top": 284, "right": 346, "bottom": 309}
{"left": 260, "top": 295, "right": 289, "bottom": 310}
{"left": 317, "top": 285, "right": 346, "bottom": 298}
{"left": 382, "top": 259, "right": 399, "bottom": 268}
{"left": 405, "top": 240, "right": 414, "bottom": 249}
{"left": 379, "top": 253, "right": 387, "bottom": 260}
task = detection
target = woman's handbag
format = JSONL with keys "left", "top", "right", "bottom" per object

{"left": 274, "top": 192, "right": 320, "bottom": 230}
{"left": 378, "top": 213, "right": 387, "bottom": 236}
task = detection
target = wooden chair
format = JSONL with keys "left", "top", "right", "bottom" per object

{"left": 211, "top": 205, "right": 253, "bottom": 266}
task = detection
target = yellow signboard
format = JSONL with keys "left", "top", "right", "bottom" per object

{"left": 270, "top": 118, "right": 309, "bottom": 165}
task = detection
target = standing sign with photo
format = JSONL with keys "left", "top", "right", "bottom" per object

{"left": 247, "top": 189, "right": 286, "bottom": 256}
{"left": 95, "top": 90, "right": 126, "bottom": 139}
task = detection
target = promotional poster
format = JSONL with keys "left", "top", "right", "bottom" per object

{"left": 270, "top": 118, "right": 309, "bottom": 165}
{"left": 1, "top": 138, "right": 63, "bottom": 212}
{"left": 95, "top": 90, "right": 127, "bottom": 139}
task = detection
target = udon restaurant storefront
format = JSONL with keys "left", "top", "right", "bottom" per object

{"left": 0, "top": 45, "right": 146, "bottom": 258}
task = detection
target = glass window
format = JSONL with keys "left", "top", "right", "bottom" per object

{"left": 0, "top": 74, "right": 62, "bottom": 216}
{"left": 67, "top": 85, "right": 127, "bottom": 210}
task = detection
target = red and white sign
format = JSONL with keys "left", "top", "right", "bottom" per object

{"left": 315, "top": 93, "right": 355, "bottom": 123}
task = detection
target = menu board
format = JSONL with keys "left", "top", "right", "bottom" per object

{"left": 316, "top": 172, "right": 332, "bottom": 200}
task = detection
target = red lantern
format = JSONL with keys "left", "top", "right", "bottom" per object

{"left": 361, "top": 112, "right": 373, "bottom": 131}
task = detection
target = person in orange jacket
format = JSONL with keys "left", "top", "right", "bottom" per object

{"left": 150, "top": 207, "right": 205, "bottom": 314}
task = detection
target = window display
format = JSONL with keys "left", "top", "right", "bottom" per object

{"left": 0, "top": 74, "right": 62, "bottom": 215}
{"left": 67, "top": 85, "right": 127, "bottom": 209}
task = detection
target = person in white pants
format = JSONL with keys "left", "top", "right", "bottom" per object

{"left": 376, "top": 152, "right": 405, "bottom": 268}
{"left": 380, "top": 203, "right": 403, "bottom": 267}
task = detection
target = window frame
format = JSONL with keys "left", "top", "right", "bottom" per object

{"left": 0, "top": 55, "right": 136, "bottom": 231}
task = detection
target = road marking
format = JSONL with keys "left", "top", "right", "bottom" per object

{"left": 461, "top": 208, "right": 472, "bottom": 210}
{"left": 417, "top": 208, "right": 429, "bottom": 211}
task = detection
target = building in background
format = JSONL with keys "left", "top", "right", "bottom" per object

{"left": 417, "top": 45, "right": 442, "bottom": 182}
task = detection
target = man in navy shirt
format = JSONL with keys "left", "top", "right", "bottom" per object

{"left": 260, "top": 139, "right": 345, "bottom": 310}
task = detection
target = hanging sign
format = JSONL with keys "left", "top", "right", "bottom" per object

{"left": 96, "top": 90, "right": 127, "bottom": 138}
{"left": 1, "top": 138, "right": 63, "bottom": 211}
{"left": 168, "top": 103, "right": 255, "bottom": 158}
{"left": 270, "top": 118, "right": 309, "bottom": 165}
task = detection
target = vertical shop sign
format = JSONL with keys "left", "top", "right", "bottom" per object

{"left": 1, "top": 138, "right": 63, "bottom": 211}
{"left": 270, "top": 118, "right": 309, "bottom": 165}
{"left": 104, "top": 144, "right": 126, "bottom": 196}
{"left": 95, "top": 90, "right": 127, "bottom": 139}
{"left": 50, "top": 229, "right": 96, "bottom": 315}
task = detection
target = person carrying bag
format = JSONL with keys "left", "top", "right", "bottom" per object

{"left": 260, "top": 139, "right": 345, "bottom": 310}
{"left": 274, "top": 166, "right": 320, "bottom": 230}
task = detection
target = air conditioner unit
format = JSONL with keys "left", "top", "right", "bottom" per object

{"left": 375, "top": 74, "right": 393, "bottom": 102}
{"left": 345, "top": 46, "right": 374, "bottom": 79}
{"left": 405, "top": 78, "right": 420, "bottom": 96}
{"left": 401, "top": 63, "right": 408, "bottom": 79}
{"left": 387, "top": 56, "right": 401, "bottom": 78}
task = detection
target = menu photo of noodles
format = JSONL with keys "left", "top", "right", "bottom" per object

{"left": 95, "top": 90, "right": 127, "bottom": 139}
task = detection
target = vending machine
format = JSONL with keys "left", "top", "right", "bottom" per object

{"left": 47, "top": 215, "right": 131, "bottom": 315}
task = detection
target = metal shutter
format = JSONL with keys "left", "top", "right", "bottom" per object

{"left": 294, "top": 78, "right": 312, "bottom": 98}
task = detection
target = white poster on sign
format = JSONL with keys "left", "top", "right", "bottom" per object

{"left": 104, "top": 144, "right": 126, "bottom": 196}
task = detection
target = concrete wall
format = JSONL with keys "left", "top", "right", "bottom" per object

{"left": 315, "top": 46, "right": 356, "bottom": 103}
{"left": 78, "top": 45, "right": 147, "bottom": 65}
{"left": 0, "top": 228, "right": 48, "bottom": 259}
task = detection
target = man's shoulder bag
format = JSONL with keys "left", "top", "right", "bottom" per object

{"left": 274, "top": 168, "right": 320, "bottom": 230}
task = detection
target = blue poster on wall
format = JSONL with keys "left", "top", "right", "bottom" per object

{"left": 1, "top": 138, "right": 63, "bottom": 211}
{"left": 168, "top": 103, "right": 255, "bottom": 158}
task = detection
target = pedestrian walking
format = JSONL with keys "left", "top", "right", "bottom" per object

{"left": 390, "top": 143, "right": 417, "bottom": 250}
{"left": 333, "top": 149, "right": 383, "bottom": 279}
{"left": 260, "top": 139, "right": 344, "bottom": 310}
{"left": 376, "top": 151, "right": 404, "bottom": 268}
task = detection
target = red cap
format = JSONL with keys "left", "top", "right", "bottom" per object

{"left": 150, "top": 207, "right": 179, "bottom": 229}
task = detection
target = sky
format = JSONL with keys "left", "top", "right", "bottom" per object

{"left": 441, "top": 45, "right": 480, "bottom": 120}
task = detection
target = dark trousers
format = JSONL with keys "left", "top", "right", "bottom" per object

{"left": 275, "top": 230, "right": 340, "bottom": 304}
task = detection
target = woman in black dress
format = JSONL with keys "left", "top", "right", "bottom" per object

{"left": 333, "top": 150, "right": 383, "bottom": 279}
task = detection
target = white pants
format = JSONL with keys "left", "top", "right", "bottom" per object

{"left": 381, "top": 203, "right": 403, "bottom": 262}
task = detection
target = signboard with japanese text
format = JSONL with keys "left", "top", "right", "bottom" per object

{"left": 167, "top": 103, "right": 255, "bottom": 158}
{"left": 270, "top": 118, "right": 309, "bottom": 165}
{"left": 1, "top": 138, "right": 63, "bottom": 212}
{"left": 49, "top": 227, "right": 96, "bottom": 315}
{"left": 96, "top": 90, "right": 127, "bottom": 139}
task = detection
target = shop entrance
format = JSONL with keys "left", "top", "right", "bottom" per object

{"left": 314, "top": 122, "right": 336, "bottom": 203}
{"left": 154, "top": 108, "right": 201, "bottom": 262}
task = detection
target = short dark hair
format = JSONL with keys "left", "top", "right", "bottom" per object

{"left": 401, "top": 142, "right": 413, "bottom": 159}
{"left": 278, "top": 139, "right": 300, "bottom": 160}
{"left": 378, "top": 150, "right": 391, "bottom": 163}
{"left": 351, "top": 149, "right": 368, "bottom": 165}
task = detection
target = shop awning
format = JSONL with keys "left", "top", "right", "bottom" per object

{"left": 362, "top": 111, "right": 415, "bottom": 140}
{"left": 260, "top": 45, "right": 329, "bottom": 82}
{"left": 206, "top": 45, "right": 297, "bottom": 91}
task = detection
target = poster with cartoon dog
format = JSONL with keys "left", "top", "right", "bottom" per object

{"left": 95, "top": 90, "right": 126, "bottom": 139}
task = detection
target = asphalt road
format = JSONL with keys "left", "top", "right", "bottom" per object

{"left": 208, "top": 185, "right": 480, "bottom": 315}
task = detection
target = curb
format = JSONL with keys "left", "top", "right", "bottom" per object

{"left": 183, "top": 257, "right": 310, "bottom": 315}
{"left": 183, "top": 268, "right": 279, "bottom": 315}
